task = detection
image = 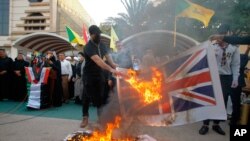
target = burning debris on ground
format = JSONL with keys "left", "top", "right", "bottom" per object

{"left": 64, "top": 68, "right": 164, "bottom": 141}
{"left": 64, "top": 116, "right": 157, "bottom": 141}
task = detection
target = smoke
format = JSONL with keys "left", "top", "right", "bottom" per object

{"left": 99, "top": 30, "right": 198, "bottom": 139}
{"left": 150, "top": 0, "right": 166, "bottom": 7}
{"left": 99, "top": 88, "right": 121, "bottom": 126}
{"left": 99, "top": 0, "right": 200, "bottom": 135}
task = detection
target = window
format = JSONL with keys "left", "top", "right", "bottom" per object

{"left": 28, "top": 0, "right": 43, "bottom": 2}
{"left": 24, "top": 13, "right": 46, "bottom": 31}
{"left": 0, "top": 0, "right": 10, "bottom": 35}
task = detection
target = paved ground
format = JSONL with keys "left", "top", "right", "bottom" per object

{"left": 0, "top": 114, "right": 229, "bottom": 141}
{"left": 0, "top": 100, "right": 230, "bottom": 141}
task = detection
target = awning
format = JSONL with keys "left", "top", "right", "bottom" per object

{"left": 121, "top": 30, "right": 199, "bottom": 57}
{"left": 13, "top": 32, "right": 76, "bottom": 54}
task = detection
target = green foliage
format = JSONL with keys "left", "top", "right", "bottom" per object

{"left": 106, "top": 0, "right": 250, "bottom": 41}
{"left": 106, "top": 0, "right": 149, "bottom": 39}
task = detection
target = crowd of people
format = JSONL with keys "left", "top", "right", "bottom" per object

{"left": 0, "top": 45, "right": 116, "bottom": 110}
{"left": 0, "top": 50, "right": 29, "bottom": 101}
{"left": 1, "top": 24, "right": 250, "bottom": 132}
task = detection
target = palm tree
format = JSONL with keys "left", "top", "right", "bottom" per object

{"left": 120, "top": 0, "right": 148, "bottom": 26}
{"left": 106, "top": 0, "right": 149, "bottom": 38}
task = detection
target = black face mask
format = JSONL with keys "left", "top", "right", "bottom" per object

{"left": 93, "top": 34, "right": 101, "bottom": 44}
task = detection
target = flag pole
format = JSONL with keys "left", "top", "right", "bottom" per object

{"left": 71, "top": 46, "right": 74, "bottom": 56}
{"left": 71, "top": 43, "right": 76, "bottom": 57}
{"left": 174, "top": 17, "right": 177, "bottom": 48}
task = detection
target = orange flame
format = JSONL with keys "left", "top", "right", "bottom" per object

{"left": 125, "top": 67, "right": 163, "bottom": 104}
{"left": 82, "top": 116, "right": 133, "bottom": 141}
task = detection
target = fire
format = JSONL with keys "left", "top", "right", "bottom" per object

{"left": 82, "top": 116, "right": 133, "bottom": 141}
{"left": 125, "top": 67, "right": 163, "bottom": 104}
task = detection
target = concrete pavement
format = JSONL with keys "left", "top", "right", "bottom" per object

{"left": 0, "top": 114, "right": 229, "bottom": 141}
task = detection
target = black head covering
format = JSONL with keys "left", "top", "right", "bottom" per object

{"left": 89, "top": 25, "right": 102, "bottom": 35}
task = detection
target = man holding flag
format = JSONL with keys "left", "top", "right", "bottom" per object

{"left": 80, "top": 25, "right": 121, "bottom": 128}
{"left": 199, "top": 25, "right": 240, "bottom": 135}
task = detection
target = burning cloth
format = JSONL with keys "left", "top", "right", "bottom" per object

{"left": 117, "top": 41, "right": 227, "bottom": 126}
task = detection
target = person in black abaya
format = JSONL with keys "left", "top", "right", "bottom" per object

{"left": 45, "top": 51, "right": 63, "bottom": 107}
{"left": 13, "top": 53, "right": 29, "bottom": 101}
{"left": 0, "top": 49, "right": 14, "bottom": 100}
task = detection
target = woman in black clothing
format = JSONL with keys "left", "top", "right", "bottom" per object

{"left": 45, "top": 51, "right": 63, "bottom": 107}
{"left": 0, "top": 49, "right": 13, "bottom": 100}
{"left": 13, "top": 53, "right": 29, "bottom": 101}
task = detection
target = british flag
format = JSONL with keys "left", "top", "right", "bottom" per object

{"left": 162, "top": 48, "right": 216, "bottom": 113}
{"left": 118, "top": 41, "right": 227, "bottom": 126}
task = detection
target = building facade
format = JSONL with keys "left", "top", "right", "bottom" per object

{"left": 0, "top": 0, "right": 95, "bottom": 58}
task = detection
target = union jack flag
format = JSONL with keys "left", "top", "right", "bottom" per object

{"left": 162, "top": 48, "right": 216, "bottom": 113}
{"left": 118, "top": 41, "right": 227, "bottom": 126}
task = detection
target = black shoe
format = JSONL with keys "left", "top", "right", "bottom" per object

{"left": 199, "top": 126, "right": 209, "bottom": 135}
{"left": 212, "top": 125, "right": 225, "bottom": 135}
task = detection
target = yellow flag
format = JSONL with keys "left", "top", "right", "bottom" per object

{"left": 110, "top": 26, "right": 119, "bottom": 52}
{"left": 177, "top": 0, "right": 215, "bottom": 27}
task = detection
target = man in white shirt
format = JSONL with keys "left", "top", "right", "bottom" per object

{"left": 59, "top": 53, "right": 72, "bottom": 103}
{"left": 199, "top": 24, "right": 240, "bottom": 135}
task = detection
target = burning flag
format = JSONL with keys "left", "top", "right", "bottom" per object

{"left": 126, "top": 68, "right": 163, "bottom": 104}
{"left": 117, "top": 41, "right": 227, "bottom": 126}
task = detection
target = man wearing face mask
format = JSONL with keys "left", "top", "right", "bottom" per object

{"left": 81, "top": 25, "right": 121, "bottom": 128}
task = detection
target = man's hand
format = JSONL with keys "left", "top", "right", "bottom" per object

{"left": 209, "top": 34, "right": 224, "bottom": 42}
{"left": 231, "top": 80, "right": 238, "bottom": 88}
{"left": 0, "top": 70, "right": 7, "bottom": 75}
{"left": 111, "top": 63, "right": 118, "bottom": 69}
{"left": 110, "top": 69, "right": 123, "bottom": 77}
{"left": 108, "top": 80, "right": 113, "bottom": 87}
{"left": 15, "top": 71, "right": 21, "bottom": 76}
{"left": 48, "top": 60, "right": 53, "bottom": 65}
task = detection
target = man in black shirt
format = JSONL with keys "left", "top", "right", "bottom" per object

{"left": 81, "top": 25, "right": 121, "bottom": 128}
{"left": 0, "top": 49, "right": 13, "bottom": 100}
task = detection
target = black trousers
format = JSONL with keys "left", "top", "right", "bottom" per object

{"left": 0, "top": 74, "right": 11, "bottom": 100}
{"left": 82, "top": 76, "right": 105, "bottom": 117}
{"left": 203, "top": 75, "right": 239, "bottom": 125}
{"left": 12, "top": 76, "right": 28, "bottom": 101}
{"left": 231, "top": 86, "right": 242, "bottom": 124}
